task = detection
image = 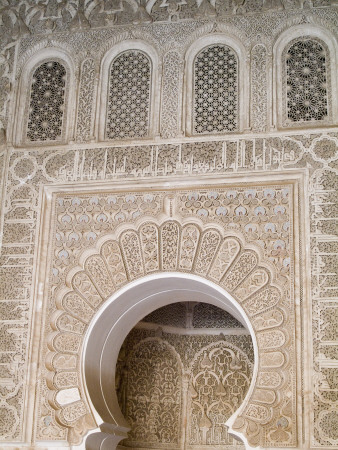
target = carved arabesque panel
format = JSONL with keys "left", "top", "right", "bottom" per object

{"left": 161, "top": 51, "right": 182, "bottom": 139}
{"left": 76, "top": 58, "right": 96, "bottom": 143}
{"left": 251, "top": 44, "right": 268, "bottom": 133}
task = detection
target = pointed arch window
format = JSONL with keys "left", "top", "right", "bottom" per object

{"left": 105, "top": 50, "right": 152, "bottom": 140}
{"left": 193, "top": 44, "right": 239, "bottom": 134}
{"left": 26, "top": 60, "right": 68, "bottom": 142}
{"left": 283, "top": 37, "right": 331, "bottom": 126}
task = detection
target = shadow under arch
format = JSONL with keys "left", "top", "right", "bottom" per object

{"left": 82, "top": 272, "right": 258, "bottom": 450}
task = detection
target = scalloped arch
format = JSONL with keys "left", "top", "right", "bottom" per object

{"left": 46, "top": 217, "right": 290, "bottom": 448}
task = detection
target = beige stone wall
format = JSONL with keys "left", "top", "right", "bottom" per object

{"left": 0, "top": 2, "right": 337, "bottom": 449}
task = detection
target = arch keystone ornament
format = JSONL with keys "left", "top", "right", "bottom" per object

{"left": 45, "top": 216, "right": 297, "bottom": 449}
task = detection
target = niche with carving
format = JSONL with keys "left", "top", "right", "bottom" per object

{"left": 115, "top": 302, "right": 253, "bottom": 449}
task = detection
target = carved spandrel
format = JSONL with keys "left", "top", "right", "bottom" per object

{"left": 72, "top": 271, "right": 103, "bottom": 308}
{"left": 222, "top": 251, "right": 258, "bottom": 292}
{"left": 234, "top": 267, "right": 270, "bottom": 301}
{"left": 257, "top": 330, "right": 286, "bottom": 350}
{"left": 61, "top": 292, "right": 95, "bottom": 323}
{"left": 55, "top": 312, "right": 86, "bottom": 334}
{"left": 253, "top": 309, "right": 284, "bottom": 331}
{"left": 243, "top": 286, "right": 282, "bottom": 316}
{"left": 53, "top": 371, "right": 79, "bottom": 390}
{"left": 52, "top": 332, "right": 82, "bottom": 354}
{"left": 257, "top": 371, "right": 282, "bottom": 389}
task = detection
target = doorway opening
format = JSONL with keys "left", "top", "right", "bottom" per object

{"left": 116, "top": 301, "right": 253, "bottom": 449}
{"left": 83, "top": 273, "right": 258, "bottom": 450}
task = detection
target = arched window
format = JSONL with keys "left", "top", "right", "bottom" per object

{"left": 283, "top": 37, "right": 330, "bottom": 126}
{"left": 26, "top": 60, "right": 68, "bottom": 142}
{"left": 105, "top": 50, "right": 152, "bottom": 140}
{"left": 193, "top": 44, "right": 239, "bottom": 134}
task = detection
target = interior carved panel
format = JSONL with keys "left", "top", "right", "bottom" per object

{"left": 118, "top": 338, "right": 182, "bottom": 448}
{"left": 116, "top": 326, "right": 253, "bottom": 449}
{"left": 188, "top": 341, "right": 252, "bottom": 447}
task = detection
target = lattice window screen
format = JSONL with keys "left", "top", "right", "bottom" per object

{"left": 193, "top": 44, "right": 239, "bottom": 134}
{"left": 284, "top": 38, "right": 330, "bottom": 126}
{"left": 26, "top": 61, "right": 67, "bottom": 142}
{"left": 106, "top": 50, "right": 152, "bottom": 140}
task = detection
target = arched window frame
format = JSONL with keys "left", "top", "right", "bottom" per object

{"left": 14, "top": 48, "right": 76, "bottom": 147}
{"left": 97, "top": 40, "right": 160, "bottom": 142}
{"left": 184, "top": 34, "right": 249, "bottom": 136}
{"left": 273, "top": 25, "right": 338, "bottom": 130}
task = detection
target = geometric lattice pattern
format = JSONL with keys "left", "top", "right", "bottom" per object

{"left": 106, "top": 50, "right": 151, "bottom": 139}
{"left": 286, "top": 38, "right": 328, "bottom": 124}
{"left": 26, "top": 61, "right": 66, "bottom": 142}
{"left": 193, "top": 44, "right": 238, "bottom": 134}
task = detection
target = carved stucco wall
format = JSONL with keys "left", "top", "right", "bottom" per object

{"left": 115, "top": 319, "right": 254, "bottom": 449}
{"left": 40, "top": 183, "right": 296, "bottom": 448}
{"left": 0, "top": 1, "right": 337, "bottom": 449}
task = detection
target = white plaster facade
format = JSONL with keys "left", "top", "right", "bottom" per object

{"left": 0, "top": 1, "right": 337, "bottom": 449}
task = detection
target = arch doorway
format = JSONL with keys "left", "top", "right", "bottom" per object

{"left": 82, "top": 273, "right": 258, "bottom": 450}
